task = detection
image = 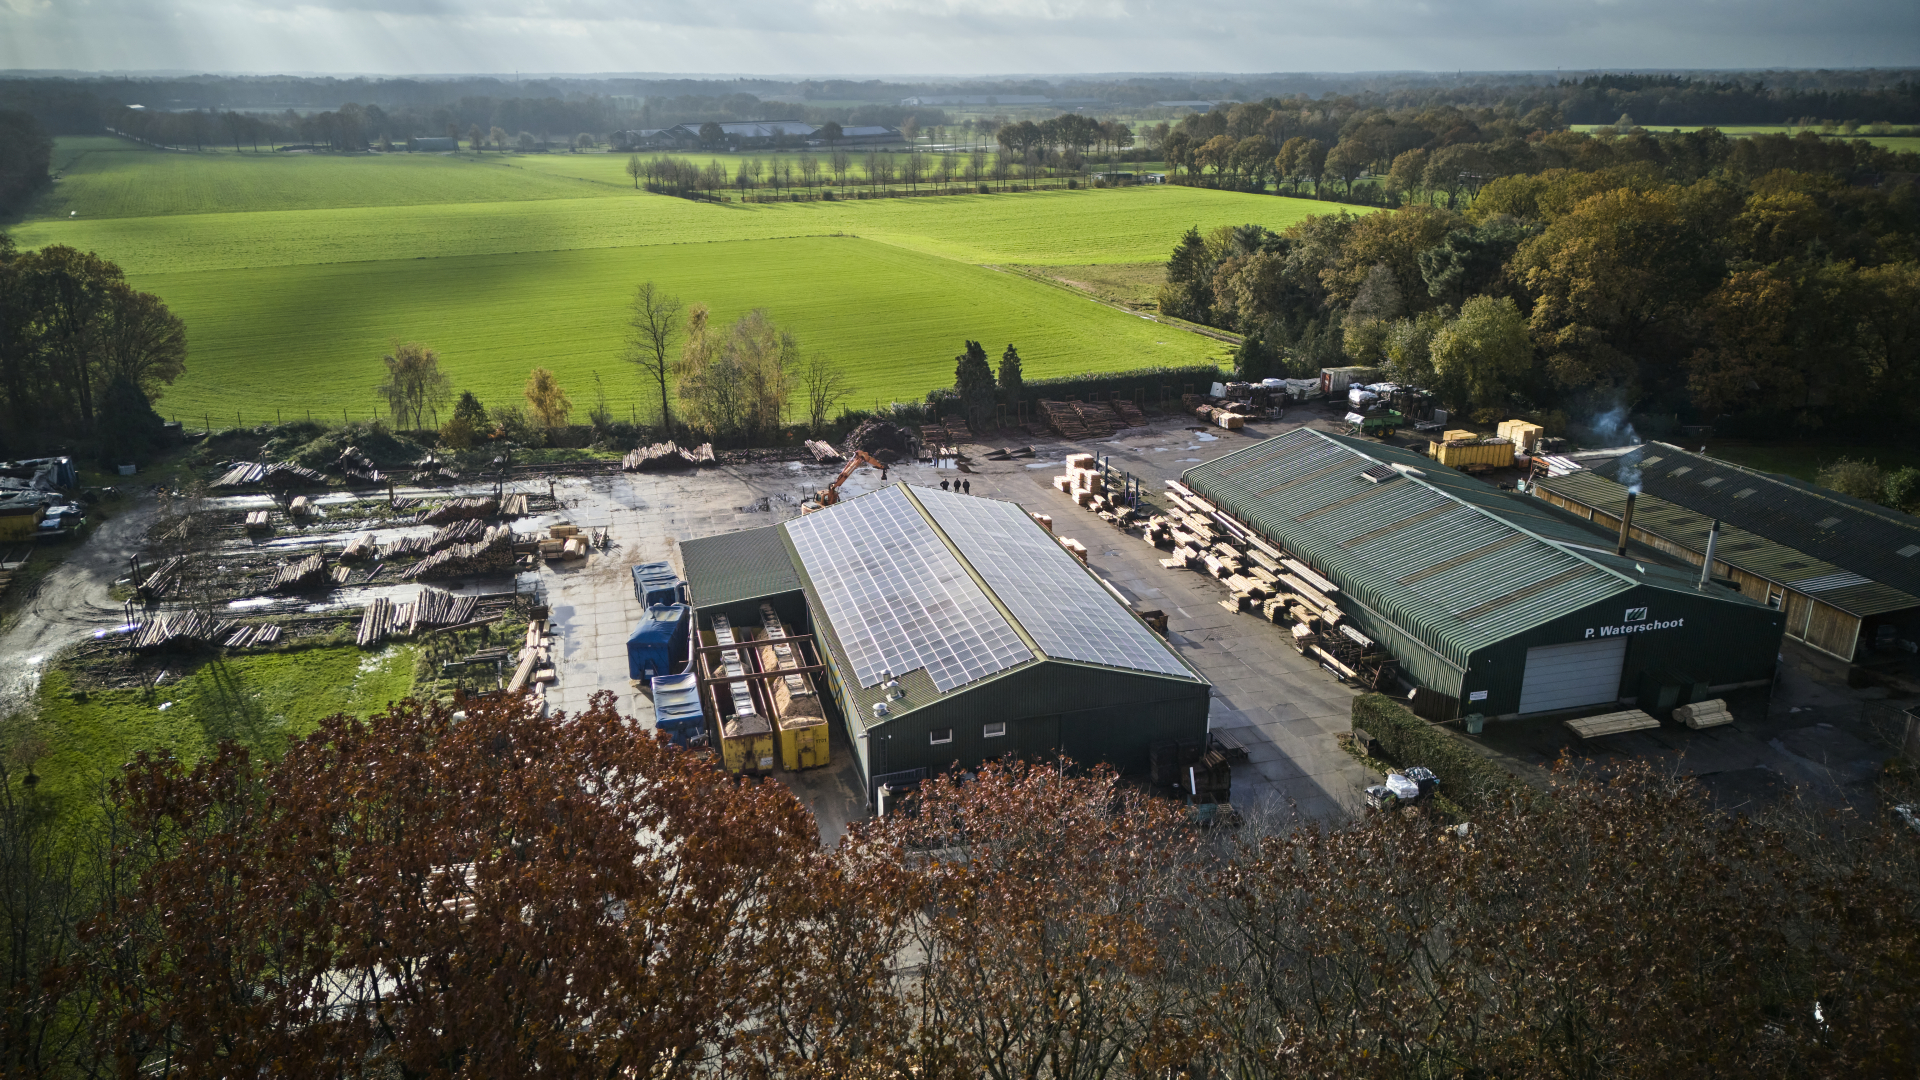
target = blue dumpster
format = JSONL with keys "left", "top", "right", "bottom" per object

{"left": 631, "top": 562, "right": 686, "bottom": 607}
{"left": 650, "top": 672, "right": 705, "bottom": 745}
{"left": 626, "top": 603, "right": 689, "bottom": 681}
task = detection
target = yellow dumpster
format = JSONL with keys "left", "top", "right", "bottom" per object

{"left": 755, "top": 604, "right": 830, "bottom": 771}
{"left": 1430, "top": 435, "right": 1517, "bottom": 469}
{"left": 1497, "top": 419, "right": 1545, "bottom": 455}
{"left": 707, "top": 616, "right": 777, "bottom": 775}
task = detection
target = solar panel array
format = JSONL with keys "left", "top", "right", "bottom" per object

{"left": 785, "top": 486, "right": 1033, "bottom": 692}
{"left": 917, "top": 486, "right": 1193, "bottom": 680}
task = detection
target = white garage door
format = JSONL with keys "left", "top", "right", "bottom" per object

{"left": 1517, "top": 638, "right": 1629, "bottom": 714}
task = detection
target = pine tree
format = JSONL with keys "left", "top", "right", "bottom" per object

{"left": 997, "top": 344, "right": 1024, "bottom": 410}
{"left": 954, "top": 341, "right": 995, "bottom": 426}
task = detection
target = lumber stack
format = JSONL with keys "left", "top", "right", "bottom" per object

{"left": 500, "top": 492, "right": 530, "bottom": 517}
{"left": 416, "top": 496, "right": 499, "bottom": 526}
{"left": 328, "top": 565, "right": 352, "bottom": 585}
{"left": 357, "top": 597, "right": 394, "bottom": 646}
{"left": 401, "top": 525, "right": 515, "bottom": 581}
{"left": 1041, "top": 400, "right": 1112, "bottom": 439}
{"left": 288, "top": 495, "right": 312, "bottom": 518}
{"left": 1053, "top": 453, "right": 1133, "bottom": 519}
{"left": 804, "top": 439, "right": 844, "bottom": 463}
{"left": 506, "top": 618, "right": 553, "bottom": 693}
{"left": 267, "top": 553, "right": 327, "bottom": 592}
{"left": 1109, "top": 397, "right": 1147, "bottom": 426}
{"left": 1565, "top": 709, "right": 1660, "bottom": 739}
{"left": 380, "top": 535, "right": 430, "bottom": 558}
{"left": 244, "top": 510, "right": 271, "bottom": 532}
{"left": 426, "top": 518, "right": 489, "bottom": 552}
{"left": 340, "top": 533, "right": 377, "bottom": 561}
{"left": 1057, "top": 536, "right": 1088, "bottom": 562}
{"left": 622, "top": 441, "right": 712, "bottom": 471}
{"left": 1675, "top": 698, "right": 1734, "bottom": 730}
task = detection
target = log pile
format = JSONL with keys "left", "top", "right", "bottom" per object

{"left": 358, "top": 588, "right": 481, "bottom": 646}
{"left": 426, "top": 518, "right": 489, "bottom": 552}
{"left": 222, "top": 624, "right": 282, "bottom": 649}
{"left": 244, "top": 510, "right": 271, "bottom": 532}
{"left": 506, "top": 618, "right": 553, "bottom": 693}
{"left": 357, "top": 597, "right": 395, "bottom": 646}
{"left": 340, "top": 533, "right": 377, "bottom": 561}
{"left": 211, "top": 462, "right": 329, "bottom": 489}
{"left": 134, "top": 612, "right": 234, "bottom": 651}
{"left": 400, "top": 525, "right": 514, "bottom": 580}
{"left": 267, "top": 553, "right": 328, "bottom": 592}
{"left": 1109, "top": 397, "right": 1147, "bottom": 426}
{"left": 804, "top": 439, "right": 843, "bottom": 463}
{"left": 622, "top": 441, "right": 714, "bottom": 470}
{"left": 135, "top": 556, "right": 188, "bottom": 601}
{"left": 380, "top": 535, "right": 429, "bottom": 558}
{"left": 500, "top": 493, "right": 529, "bottom": 517}
{"left": 417, "top": 496, "right": 499, "bottom": 526}
{"left": 1040, "top": 400, "right": 1113, "bottom": 439}
{"left": 288, "top": 496, "right": 312, "bottom": 518}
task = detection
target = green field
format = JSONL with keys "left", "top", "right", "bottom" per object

{"left": 14, "top": 136, "right": 1358, "bottom": 422}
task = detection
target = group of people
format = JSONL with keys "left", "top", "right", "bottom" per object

{"left": 940, "top": 479, "right": 971, "bottom": 494}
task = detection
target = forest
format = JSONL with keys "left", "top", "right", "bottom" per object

{"left": 1156, "top": 119, "right": 1920, "bottom": 435}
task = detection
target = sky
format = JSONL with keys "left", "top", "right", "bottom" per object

{"left": 3, "top": 0, "right": 1917, "bottom": 76}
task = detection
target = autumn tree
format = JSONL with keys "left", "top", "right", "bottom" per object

{"left": 91, "top": 693, "right": 823, "bottom": 1077}
{"left": 376, "top": 341, "right": 452, "bottom": 431}
{"left": 524, "top": 367, "right": 571, "bottom": 428}
{"left": 625, "top": 153, "right": 643, "bottom": 188}
{"left": 438, "top": 390, "right": 489, "bottom": 449}
{"left": 624, "top": 280, "right": 685, "bottom": 435}
{"left": 1431, "top": 295, "right": 1532, "bottom": 416}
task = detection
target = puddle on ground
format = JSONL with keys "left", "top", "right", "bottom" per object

{"left": 1024, "top": 460, "right": 1061, "bottom": 469}
{"left": 1178, "top": 458, "right": 1203, "bottom": 463}
{"left": 1196, "top": 433, "right": 1219, "bottom": 441}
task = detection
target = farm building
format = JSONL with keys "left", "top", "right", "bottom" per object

{"left": 679, "top": 483, "right": 1209, "bottom": 797}
{"left": 1182, "top": 429, "right": 1786, "bottom": 719}
{"left": 408, "top": 136, "right": 456, "bottom": 151}
{"left": 1534, "top": 443, "right": 1920, "bottom": 661}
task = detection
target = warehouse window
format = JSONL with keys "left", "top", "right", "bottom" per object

{"left": 983, "top": 722, "right": 1007, "bottom": 738}
{"left": 930, "top": 728, "right": 953, "bottom": 746}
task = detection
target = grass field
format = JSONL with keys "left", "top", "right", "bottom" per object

{"left": 11, "top": 136, "right": 1355, "bottom": 421}
{"left": 22, "top": 643, "right": 416, "bottom": 815}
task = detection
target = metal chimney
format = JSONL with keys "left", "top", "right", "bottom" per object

{"left": 1615, "top": 491, "right": 1637, "bottom": 556}
{"left": 1698, "top": 519, "right": 1720, "bottom": 589}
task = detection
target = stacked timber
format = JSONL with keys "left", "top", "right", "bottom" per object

{"left": 328, "top": 566, "right": 352, "bottom": 585}
{"left": 1109, "top": 397, "right": 1147, "bottom": 426}
{"left": 804, "top": 439, "right": 844, "bottom": 463}
{"left": 358, "top": 598, "right": 395, "bottom": 647}
{"left": 211, "top": 462, "right": 328, "bottom": 489}
{"left": 401, "top": 525, "right": 515, "bottom": 580}
{"left": 506, "top": 618, "right": 554, "bottom": 692}
{"left": 426, "top": 518, "right": 489, "bottom": 552}
{"left": 222, "top": 624, "right": 282, "bottom": 649}
{"left": 500, "top": 492, "right": 530, "bottom": 517}
{"left": 622, "top": 441, "right": 712, "bottom": 470}
{"left": 1675, "top": 698, "right": 1734, "bottom": 730}
{"left": 1565, "top": 709, "right": 1660, "bottom": 739}
{"left": 135, "top": 556, "right": 188, "bottom": 601}
{"left": 416, "top": 496, "right": 499, "bottom": 526}
{"left": 134, "top": 612, "right": 234, "bottom": 651}
{"left": 1057, "top": 537, "right": 1089, "bottom": 562}
{"left": 267, "top": 554, "right": 328, "bottom": 592}
{"left": 1031, "top": 513, "right": 1052, "bottom": 533}
{"left": 360, "top": 587, "right": 484, "bottom": 644}
{"left": 1040, "top": 400, "right": 1112, "bottom": 440}
{"left": 1053, "top": 454, "right": 1132, "bottom": 521}
{"left": 380, "top": 536, "right": 430, "bottom": 558}
{"left": 983, "top": 446, "right": 1036, "bottom": 461}
{"left": 244, "top": 510, "right": 271, "bottom": 532}
{"left": 288, "top": 496, "right": 312, "bottom": 518}
{"left": 340, "top": 533, "right": 377, "bottom": 561}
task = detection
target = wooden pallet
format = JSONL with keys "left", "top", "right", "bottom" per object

{"left": 1564, "top": 709, "right": 1660, "bottom": 739}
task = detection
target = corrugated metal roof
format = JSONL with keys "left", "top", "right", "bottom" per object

{"left": 1538, "top": 470, "right": 1920, "bottom": 618}
{"left": 679, "top": 524, "right": 803, "bottom": 609}
{"left": 1589, "top": 443, "right": 1920, "bottom": 597}
{"left": 1181, "top": 430, "right": 1764, "bottom": 668}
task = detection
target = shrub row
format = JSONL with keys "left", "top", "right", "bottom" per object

{"left": 1349, "top": 693, "right": 1521, "bottom": 811}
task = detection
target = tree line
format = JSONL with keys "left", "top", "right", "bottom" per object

{"left": 629, "top": 146, "right": 1086, "bottom": 201}
{"left": 0, "top": 234, "right": 188, "bottom": 460}
{"left": 0, "top": 112, "right": 53, "bottom": 217}
{"left": 1160, "top": 129, "right": 1920, "bottom": 432}
{"left": 3, "top": 690, "right": 1914, "bottom": 1076}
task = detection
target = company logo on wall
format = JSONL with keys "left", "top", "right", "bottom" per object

{"left": 1587, "top": 608, "right": 1683, "bottom": 639}
{"left": 1624, "top": 607, "right": 1648, "bottom": 622}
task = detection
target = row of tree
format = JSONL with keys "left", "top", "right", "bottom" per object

{"left": 1162, "top": 139, "right": 1920, "bottom": 427}
{"left": 0, "top": 236, "right": 188, "bottom": 459}
{"left": 0, "top": 111, "right": 53, "bottom": 216}
{"left": 4, "top": 691, "right": 1914, "bottom": 1075}
{"left": 628, "top": 147, "right": 1082, "bottom": 200}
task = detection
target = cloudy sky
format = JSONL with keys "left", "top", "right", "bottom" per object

{"left": 4, "top": 0, "right": 1916, "bottom": 75}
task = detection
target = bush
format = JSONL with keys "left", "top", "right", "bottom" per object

{"left": 1349, "top": 693, "right": 1521, "bottom": 810}
{"left": 1885, "top": 466, "right": 1920, "bottom": 514}
{"left": 272, "top": 422, "right": 426, "bottom": 470}
{"left": 1816, "top": 456, "right": 1886, "bottom": 503}
{"left": 492, "top": 405, "right": 544, "bottom": 448}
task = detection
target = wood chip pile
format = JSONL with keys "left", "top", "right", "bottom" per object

{"left": 266, "top": 553, "right": 328, "bottom": 592}
{"left": 1150, "top": 480, "right": 1398, "bottom": 691}
{"left": 400, "top": 525, "right": 514, "bottom": 580}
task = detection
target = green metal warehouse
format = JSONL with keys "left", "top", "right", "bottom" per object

{"left": 679, "top": 483, "right": 1210, "bottom": 797}
{"left": 1182, "top": 429, "right": 1786, "bottom": 719}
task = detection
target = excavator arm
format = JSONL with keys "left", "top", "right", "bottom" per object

{"left": 811, "top": 451, "right": 888, "bottom": 510}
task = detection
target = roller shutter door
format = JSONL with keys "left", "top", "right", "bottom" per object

{"left": 1517, "top": 638, "right": 1628, "bottom": 714}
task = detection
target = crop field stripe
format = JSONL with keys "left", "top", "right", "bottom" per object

{"left": 140, "top": 236, "right": 1222, "bottom": 423}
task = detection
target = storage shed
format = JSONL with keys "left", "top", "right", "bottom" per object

{"left": 1535, "top": 443, "right": 1920, "bottom": 661}
{"left": 1183, "top": 429, "right": 1785, "bottom": 719}
{"left": 679, "top": 484, "right": 1210, "bottom": 797}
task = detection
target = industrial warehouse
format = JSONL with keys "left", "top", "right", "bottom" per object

{"left": 1534, "top": 443, "right": 1920, "bottom": 662}
{"left": 1181, "top": 429, "right": 1788, "bottom": 719}
{"left": 679, "top": 483, "right": 1211, "bottom": 797}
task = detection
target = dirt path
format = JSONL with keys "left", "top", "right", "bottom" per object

{"left": 0, "top": 497, "right": 158, "bottom": 716}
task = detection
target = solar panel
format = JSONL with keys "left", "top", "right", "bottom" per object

{"left": 916, "top": 486, "right": 1193, "bottom": 680}
{"left": 784, "top": 486, "right": 1032, "bottom": 693}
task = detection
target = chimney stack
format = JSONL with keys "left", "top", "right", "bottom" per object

{"left": 1616, "top": 491, "right": 1637, "bottom": 557}
{"left": 1698, "top": 519, "right": 1720, "bottom": 589}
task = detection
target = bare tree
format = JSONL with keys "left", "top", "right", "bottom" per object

{"left": 625, "top": 282, "right": 684, "bottom": 436}
{"left": 800, "top": 351, "right": 853, "bottom": 434}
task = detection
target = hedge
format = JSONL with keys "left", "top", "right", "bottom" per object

{"left": 1350, "top": 693, "right": 1521, "bottom": 811}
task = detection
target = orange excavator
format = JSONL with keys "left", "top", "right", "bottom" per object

{"left": 804, "top": 451, "right": 888, "bottom": 512}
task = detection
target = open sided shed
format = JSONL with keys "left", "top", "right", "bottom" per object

{"left": 1183, "top": 429, "right": 1785, "bottom": 719}
{"left": 680, "top": 484, "right": 1209, "bottom": 796}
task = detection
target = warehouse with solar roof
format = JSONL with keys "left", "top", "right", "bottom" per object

{"left": 679, "top": 484, "right": 1210, "bottom": 796}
